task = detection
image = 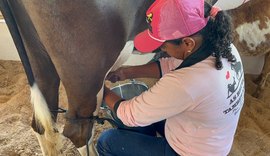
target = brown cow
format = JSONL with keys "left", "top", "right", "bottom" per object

{"left": 0, "top": 0, "right": 154, "bottom": 155}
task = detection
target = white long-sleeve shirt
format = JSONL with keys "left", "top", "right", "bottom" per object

{"left": 117, "top": 44, "right": 245, "bottom": 156}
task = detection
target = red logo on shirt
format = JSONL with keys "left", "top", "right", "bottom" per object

{"left": 226, "top": 71, "right": 230, "bottom": 80}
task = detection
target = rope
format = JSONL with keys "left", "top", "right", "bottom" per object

{"left": 50, "top": 107, "right": 67, "bottom": 113}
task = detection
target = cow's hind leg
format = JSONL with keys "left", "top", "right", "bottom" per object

{"left": 253, "top": 53, "right": 270, "bottom": 98}
{"left": 28, "top": 52, "right": 63, "bottom": 155}
{"left": 28, "top": 57, "right": 63, "bottom": 156}
{"left": 5, "top": 1, "right": 64, "bottom": 155}
{"left": 31, "top": 81, "right": 63, "bottom": 156}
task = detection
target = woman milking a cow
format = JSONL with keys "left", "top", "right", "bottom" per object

{"left": 98, "top": 0, "right": 246, "bottom": 155}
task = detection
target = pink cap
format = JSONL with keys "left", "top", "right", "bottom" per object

{"left": 134, "top": 0, "right": 208, "bottom": 53}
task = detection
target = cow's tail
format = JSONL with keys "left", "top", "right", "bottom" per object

{"left": 0, "top": 1, "right": 63, "bottom": 155}
{"left": 31, "top": 83, "right": 64, "bottom": 156}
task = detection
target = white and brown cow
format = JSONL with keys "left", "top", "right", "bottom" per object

{"left": 228, "top": 0, "right": 270, "bottom": 97}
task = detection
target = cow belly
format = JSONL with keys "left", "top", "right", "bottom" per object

{"left": 94, "top": 41, "right": 134, "bottom": 115}
{"left": 241, "top": 55, "right": 265, "bottom": 75}
{"left": 123, "top": 51, "right": 155, "bottom": 66}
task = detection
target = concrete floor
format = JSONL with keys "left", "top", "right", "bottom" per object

{"left": 0, "top": 19, "right": 20, "bottom": 60}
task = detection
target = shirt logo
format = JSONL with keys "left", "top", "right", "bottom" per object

{"left": 223, "top": 60, "right": 244, "bottom": 115}
{"left": 146, "top": 13, "right": 153, "bottom": 33}
{"left": 226, "top": 71, "right": 230, "bottom": 80}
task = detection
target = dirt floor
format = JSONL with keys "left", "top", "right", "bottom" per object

{"left": 0, "top": 60, "right": 269, "bottom": 156}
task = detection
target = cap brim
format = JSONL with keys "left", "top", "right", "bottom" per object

{"left": 134, "top": 30, "right": 164, "bottom": 53}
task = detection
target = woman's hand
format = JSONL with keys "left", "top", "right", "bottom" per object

{"left": 106, "top": 67, "right": 127, "bottom": 83}
{"left": 106, "top": 62, "right": 160, "bottom": 83}
{"left": 103, "top": 85, "right": 122, "bottom": 110}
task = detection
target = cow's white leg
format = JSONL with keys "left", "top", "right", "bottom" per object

{"left": 77, "top": 124, "right": 98, "bottom": 156}
{"left": 35, "top": 132, "right": 49, "bottom": 156}
{"left": 35, "top": 132, "right": 66, "bottom": 156}
{"left": 77, "top": 141, "right": 98, "bottom": 156}
{"left": 31, "top": 83, "right": 64, "bottom": 156}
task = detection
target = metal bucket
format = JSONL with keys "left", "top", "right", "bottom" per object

{"left": 101, "top": 79, "right": 148, "bottom": 109}
{"left": 111, "top": 79, "right": 148, "bottom": 99}
{"left": 101, "top": 79, "right": 152, "bottom": 130}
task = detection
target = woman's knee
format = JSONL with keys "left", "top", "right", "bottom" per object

{"left": 96, "top": 129, "right": 119, "bottom": 154}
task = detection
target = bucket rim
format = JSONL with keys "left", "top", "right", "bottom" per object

{"left": 110, "top": 80, "right": 148, "bottom": 90}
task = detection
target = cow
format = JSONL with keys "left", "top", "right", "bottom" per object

{"left": 0, "top": 0, "right": 154, "bottom": 155}
{"left": 1, "top": 0, "right": 268, "bottom": 155}
{"left": 204, "top": 0, "right": 269, "bottom": 98}
{"left": 228, "top": 0, "right": 270, "bottom": 98}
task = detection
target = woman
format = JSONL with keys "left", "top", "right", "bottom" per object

{"left": 97, "top": 0, "right": 245, "bottom": 155}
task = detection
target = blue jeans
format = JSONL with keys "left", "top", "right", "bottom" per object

{"left": 96, "top": 120, "right": 178, "bottom": 156}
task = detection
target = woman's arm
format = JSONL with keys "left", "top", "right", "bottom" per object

{"left": 106, "top": 61, "right": 161, "bottom": 83}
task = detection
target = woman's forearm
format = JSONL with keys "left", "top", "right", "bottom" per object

{"left": 123, "top": 61, "right": 161, "bottom": 79}
{"left": 103, "top": 87, "right": 122, "bottom": 110}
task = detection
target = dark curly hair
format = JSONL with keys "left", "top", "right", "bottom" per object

{"left": 167, "top": 2, "right": 236, "bottom": 70}
{"left": 203, "top": 2, "right": 236, "bottom": 70}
